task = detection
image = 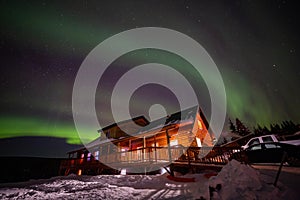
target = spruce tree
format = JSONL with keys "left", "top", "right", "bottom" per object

{"left": 235, "top": 118, "right": 251, "bottom": 136}
{"left": 229, "top": 118, "right": 236, "bottom": 133}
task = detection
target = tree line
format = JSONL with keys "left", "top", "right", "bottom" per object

{"left": 230, "top": 118, "right": 300, "bottom": 137}
{"left": 217, "top": 118, "right": 300, "bottom": 145}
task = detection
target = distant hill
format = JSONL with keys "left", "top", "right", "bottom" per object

{"left": 0, "top": 136, "right": 83, "bottom": 158}
{"left": 0, "top": 136, "right": 84, "bottom": 183}
{"left": 0, "top": 157, "right": 63, "bottom": 183}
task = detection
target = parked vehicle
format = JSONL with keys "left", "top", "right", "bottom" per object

{"left": 241, "top": 134, "right": 300, "bottom": 150}
{"left": 242, "top": 142, "right": 300, "bottom": 166}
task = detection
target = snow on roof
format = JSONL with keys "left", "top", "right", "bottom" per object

{"left": 97, "top": 115, "right": 149, "bottom": 133}
{"left": 86, "top": 138, "right": 116, "bottom": 149}
{"left": 136, "top": 105, "right": 198, "bottom": 135}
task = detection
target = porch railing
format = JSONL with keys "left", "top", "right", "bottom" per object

{"left": 60, "top": 146, "right": 243, "bottom": 169}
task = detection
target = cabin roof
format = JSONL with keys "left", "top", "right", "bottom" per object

{"left": 68, "top": 105, "right": 202, "bottom": 153}
{"left": 97, "top": 115, "right": 149, "bottom": 133}
{"left": 86, "top": 138, "right": 116, "bottom": 149}
{"left": 67, "top": 146, "right": 86, "bottom": 154}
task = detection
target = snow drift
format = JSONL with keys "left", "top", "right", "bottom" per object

{"left": 209, "top": 159, "right": 280, "bottom": 199}
{"left": 0, "top": 160, "right": 297, "bottom": 199}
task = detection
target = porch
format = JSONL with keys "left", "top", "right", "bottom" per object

{"left": 59, "top": 146, "right": 243, "bottom": 175}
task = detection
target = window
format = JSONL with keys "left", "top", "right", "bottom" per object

{"left": 170, "top": 139, "right": 178, "bottom": 146}
{"left": 80, "top": 154, "right": 84, "bottom": 164}
{"left": 248, "top": 139, "right": 259, "bottom": 146}
{"left": 120, "top": 169, "right": 126, "bottom": 175}
{"left": 265, "top": 144, "right": 280, "bottom": 149}
{"left": 106, "top": 130, "right": 111, "bottom": 138}
{"left": 94, "top": 151, "right": 99, "bottom": 160}
{"left": 87, "top": 152, "right": 92, "bottom": 161}
{"left": 250, "top": 144, "right": 261, "bottom": 150}
{"left": 197, "top": 120, "right": 203, "bottom": 130}
{"left": 262, "top": 136, "right": 273, "bottom": 143}
{"left": 196, "top": 137, "right": 202, "bottom": 147}
{"left": 121, "top": 148, "right": 126, "bottom": 156}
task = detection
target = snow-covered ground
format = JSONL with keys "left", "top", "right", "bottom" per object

{"left": 0, "top": 160, "right": 299, "bottom": 200}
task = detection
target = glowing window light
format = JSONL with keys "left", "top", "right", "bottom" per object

{"left": 161, "top": 167, "right": 169, "bottom": 174}
{"left": 196, "top": 137, "right": 202, "bottom": 147}
{"left": 121, "top": 148, "right": 126, "bottom": 156}
{"left": 197, "top": 120, "right": 203, "bottom": 130}
{"left": 94, "top": 151, "right": 99, "bottom": 160}
{"left": 120, "top": 169, "right": 126, "bottom": 175}
{"left": 170, "top": 139, "right": 178, "bottom": 146}
{"left": 87, "top": 152, "right": 92, "bottom": 161}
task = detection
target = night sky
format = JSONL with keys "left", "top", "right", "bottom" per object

{"left": 0, "top": 1, "right": 299, "bottom": 157}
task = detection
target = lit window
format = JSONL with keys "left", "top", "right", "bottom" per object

{"left": 197, "top": 120, "right": 203, "bottom": 130}
{"left": 121, "top": 148, "right": 126, "bottom": 156}
{"left": 94, "top": 151, "right": 99, "bottom": 160}
{"left": 87, "top": 152, "right": 92, "bottom": 161}
{"left": 120, "top": 169, "right": 126, "bottom": 175}
{"left": 152, "top": 143, "right": 159, "bottom": 147}
{"left": 170, "top": 140, "right": 178, "bottom": 146}
{"left": 196, "top": 137, "right": 202, "bottom": 147}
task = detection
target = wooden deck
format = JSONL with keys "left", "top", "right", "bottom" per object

{"left": 59, "top": 146, "right": 244, "bottom": 175}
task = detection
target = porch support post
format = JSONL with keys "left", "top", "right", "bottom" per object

{"left": 129, "top": 139, "right": 132, "bottom": 162}
{"left": 166, "top": 128, "right": 174, "bottom": 177}
{"left": 166, "top": 129, "right": 172, "bottom": 163}
{"left": 154, "top": 134, "right": 157, "bottom": 162}
{"left": 117, "top": 142, "right": 120, "bottom": 162}
{"left": 107, "top": 144, "right": 110, "bottom": 163}
{"left": 143, "top": 136, "right": 146, "bottom": 161}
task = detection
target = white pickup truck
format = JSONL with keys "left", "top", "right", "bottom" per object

{"left": 241, "top": 134, "right": 300, "bottom": 150}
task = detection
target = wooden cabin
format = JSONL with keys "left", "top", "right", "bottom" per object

{"left": 60, "top": 106, "right": 216, "bottom": 175}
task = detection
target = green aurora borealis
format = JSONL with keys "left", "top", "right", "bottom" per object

{"left": 0, "top": 1, "right": 299, "bottom": 150}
